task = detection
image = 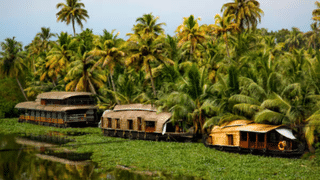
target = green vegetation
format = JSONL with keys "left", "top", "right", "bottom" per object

{"left": 1, "top": 118, "right": 320, "bottom": 179}
{"left": 3, "top": 0, "right": 320, "bottom": 162}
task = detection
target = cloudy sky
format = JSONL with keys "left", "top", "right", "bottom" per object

{"left": 0, "top": 0, "right": 317, "bottom": 46}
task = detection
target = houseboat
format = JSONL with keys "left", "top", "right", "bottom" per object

{"left": 15, "top": 92, "right": 98, "bottom": 127}
{"left": 203, "top": 120, "right": 304, "bottom": 155}
{"left": 100, "top": 104, "right": 194, "bottom": 141}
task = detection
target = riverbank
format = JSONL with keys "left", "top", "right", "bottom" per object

{"left": 1, "top": 118, "right": 320, "bottom": 179}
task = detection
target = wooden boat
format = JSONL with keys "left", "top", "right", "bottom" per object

{"left": 100, "top": 104, "right": 194, "bottom": 141}
{"left": 203, "top": 120, "right": 304, "bottom": 155}
{"left": 15, "top": 92, "right": 98, "bottom": 127}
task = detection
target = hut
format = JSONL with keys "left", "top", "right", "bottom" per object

{"left": 100, "top": 104, "right": 193, "bottom": 141}
{"left": 203, "top": 120, "right": 304, "bottom": 155}
{"left": 15, "top": 92, "right": 98, "bottom": 127}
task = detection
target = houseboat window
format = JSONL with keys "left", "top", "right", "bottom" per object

{"left": 116, "top": 119, "right": 120, "bottom": 129}
{"left": 52, "top": 112, "right": 56, "bottom": 119}
{"left": 128, "top": 119, "right": 133, "bottom": 130}
{"left": 137, "top": 117, "right": 142, "bottom": 130}
{"left": 240, "top": 132, "right": 247, "bottom": 141}
{"left": 31, "top": 111, "right": 35, "bottom": 117}
{"left": 227, "top": 135, "right": 234, "bottom": 145}
{"left": 258, "top": 133, "right": 265, "bottom": 142}
{"left": 107, "top": 118, "right": 112, "bottom": 128}
{"left": 249, "top": 133, "right": 256, "bottom": 142}
{"left": 145, "top": 121, "right": 155, "bottom": 132}
{"left": 269, "top": 132, "right": 279, "bottom": 142}
{"left": 58, "top": 113, "right": 62, "bottom": 119}
{"left": 36, "top": 111, "right": 40, "bottom": 117}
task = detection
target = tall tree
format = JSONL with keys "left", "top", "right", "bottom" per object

{"left": 90, "top": 29, "right": 125, "bottom": 104}
{"left": 312, "top": 1, "right": 320, "bottom": 22}
{"left": 175, "top": 15, "right": 206, "bottom": 61}
{"left": 212, "top": 14, "right": 240, "bottom": 60}
{"left": 221, "top": 0, "right": 264, "bottom": 31}
{"left": 56, "top": 0, "right": 89, "bottom": 36}
{"left": 126, "top": 13, "right": 172, "bottom": 97}
{"left": 0, "top": 37, "right": 28, "bottom": 101}
{"left": 36, "top": 27, "right": 55, "bottom": 51}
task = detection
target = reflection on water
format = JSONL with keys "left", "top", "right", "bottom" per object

{"left": 0, "top": 134, "right": 196, "bottom": 180}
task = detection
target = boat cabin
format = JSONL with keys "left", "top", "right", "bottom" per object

{"left": 101, "top": 104, "right": 193, "bottom": 141}
{"left": 204, "top": 120, "right": 303, "bottom": 155}
{"left": 15, "top": 92, "right": 98, "bottom": 127}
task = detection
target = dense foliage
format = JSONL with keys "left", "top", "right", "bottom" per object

{"left": 2, "top": 0, "right": 320, "bottom": 150}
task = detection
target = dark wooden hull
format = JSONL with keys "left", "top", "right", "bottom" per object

{"left": 101, "top": 128, "right": 194, "bottom": 142}
{"left": 18, "top": 118, "right": 98, "bottom": 128}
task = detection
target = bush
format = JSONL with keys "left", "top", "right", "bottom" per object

{"left": 0, "top": 78, "right": 25, "bottom": 118}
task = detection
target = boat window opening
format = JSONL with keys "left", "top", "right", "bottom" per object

{"left": 258, "top": 133, "right": 265, "bottom": 142}
{"left": 249, "top": 133, "right": 256, "bottom": 142}
{"left": 269, "top": 132, "right": 279, "bottom": 143}
{"left": 137, "top": 117, "right": 142, "bottom": 130}
{"left": 227, "top": 135, "right": 234, "bottom": 145}
{"left": 128, "top": 119, "right": 133, "bottom": 130}
{"left": 116, "top": 119, "right": 120, "bottom": 129}
{"left": 145, "top": 121, "right": 155, "bottom": 132}
{"left": 165, "top": 122, "right": 176, "bottom": 132}
{"left": 52, "top": 112, "right": 56, "bottom": 119}
{"left": 107, "top": 118, "right": 112, "bottom": 128}
{"left": 240, "top": 132, "right": 247, "bottom": 141}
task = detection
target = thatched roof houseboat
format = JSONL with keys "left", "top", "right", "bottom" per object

{"left": 101, "top": 104, "right": 193, "bottom": 141}
{"left": 15, "top": 92, "right": 98, "bottom": 127}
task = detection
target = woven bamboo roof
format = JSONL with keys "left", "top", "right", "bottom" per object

{"left": 15, "top": 101, "right": 96, "bottom": 112}
{"left": 113, "top": 104, "right": 157, "bottom": 112}
{"left": 103, "top": 109, "right": 171, "bottom": 125}
{"left": 36, "top": 91, "right": 93, "bottom": 100}
{"left": 212, "top": 120, "right": 284, "bottom": 133}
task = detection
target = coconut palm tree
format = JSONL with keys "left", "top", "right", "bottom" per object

{"left": 285, "top": 27, "right": 304, "bottom": 51}
{"left": 36, "top": 27, "right": 55, "bottom": 51}
{"left": 64, "top": 44, "right": 107, "bottom": 93}
{"left": 312, "top": 1, "right": 320, "bottom": 22}
{"left": 175, "top": 15, "right": 206, "bottom": 61}
{"left": 126, "top": 14, "right": 172, "bottom": 97}
{"left": 304, "top": 22, "right": 320, "bottom": 49}
{"left": 45, "top": 32, "right": 77, "bottom": 84}
{"left": 89, "top": 29, "right": 124, "bottom": 97}
{"left": 0, "top": 37, "right": 28, "bottom": 101}
{"left": 213, "top": 14, "right": 240, "bottom": 60}
{"left": 221, "top": 0, "right": 264, "bottom": 31}
{"left": 158, "top": 63, "right": 216, "bottom": 134}
{"left": 131, "top": 13, "right": 166, "bottom": 39}
{"left": 56, "top": 0, "right": 89, "bottom": 36}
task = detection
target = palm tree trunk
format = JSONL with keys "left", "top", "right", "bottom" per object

{"left": 16, "top": 77, "right": 28, "bottom": 101}
{"left": 224, "top": 36, "right": 231, "bottom": 60}
{"left": 148, "top": 63, "right": 157, "bottom": 97}
{"left": 87, "top": 77, "right": 97, "bottom": 95}
{"left": 110, "top": 73, "right": 120, "bottom": 105}
{"left": 72, "top": 18, "right": 76, "bottom": 36}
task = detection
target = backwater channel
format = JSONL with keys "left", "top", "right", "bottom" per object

{"left": 0, "top": 134, "right": 196, "bottom": 180}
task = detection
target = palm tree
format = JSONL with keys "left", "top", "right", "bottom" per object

{"left": 56, "top": 0, "right": 89, "bottom": 36}
{"left": 213, "top": 14, "right": 240, "bottom": 60}
{"left": 285, "top": 27, "right": 304, "bottom": 51}
{"left": 175, "top": 15, "right": 206, "bottom": 61}
{"left": 126, "top": 14, "right": 172, "bottom": 97}
{"left": 221, "top": 0, "right": 264, "bottom": 31}
{"left": 0, "top": 37, "right": 28, "bottom": 100}
{"left": 65, "top": 44, "right": 107, "bottom": 93}
{"left": 36, "top": 27, "right": 55, "bottom": 51}
{"left": 45, "top": 32, "right": 77, "bottom": 84}
{"left": 131, "top": 13, "right": 166, "bottom": 39}
{"left": 89, "top": 29, "right": 124, "bottom": 97}
{"left": 312, "top": 1, "right": 320, "bottom": 22}
{"left": 304, "top": 22, "right": 320, "bottom": 49}
{"left": 158, "top": 63, "right": 215, "bottom": 134}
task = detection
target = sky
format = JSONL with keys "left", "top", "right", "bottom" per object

{"left": 0, "top": 0, "right": 317, "bottom": 47}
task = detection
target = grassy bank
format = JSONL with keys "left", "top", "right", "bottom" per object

{"left": 1, "top": 118, "right": 320, "bottom": 179}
